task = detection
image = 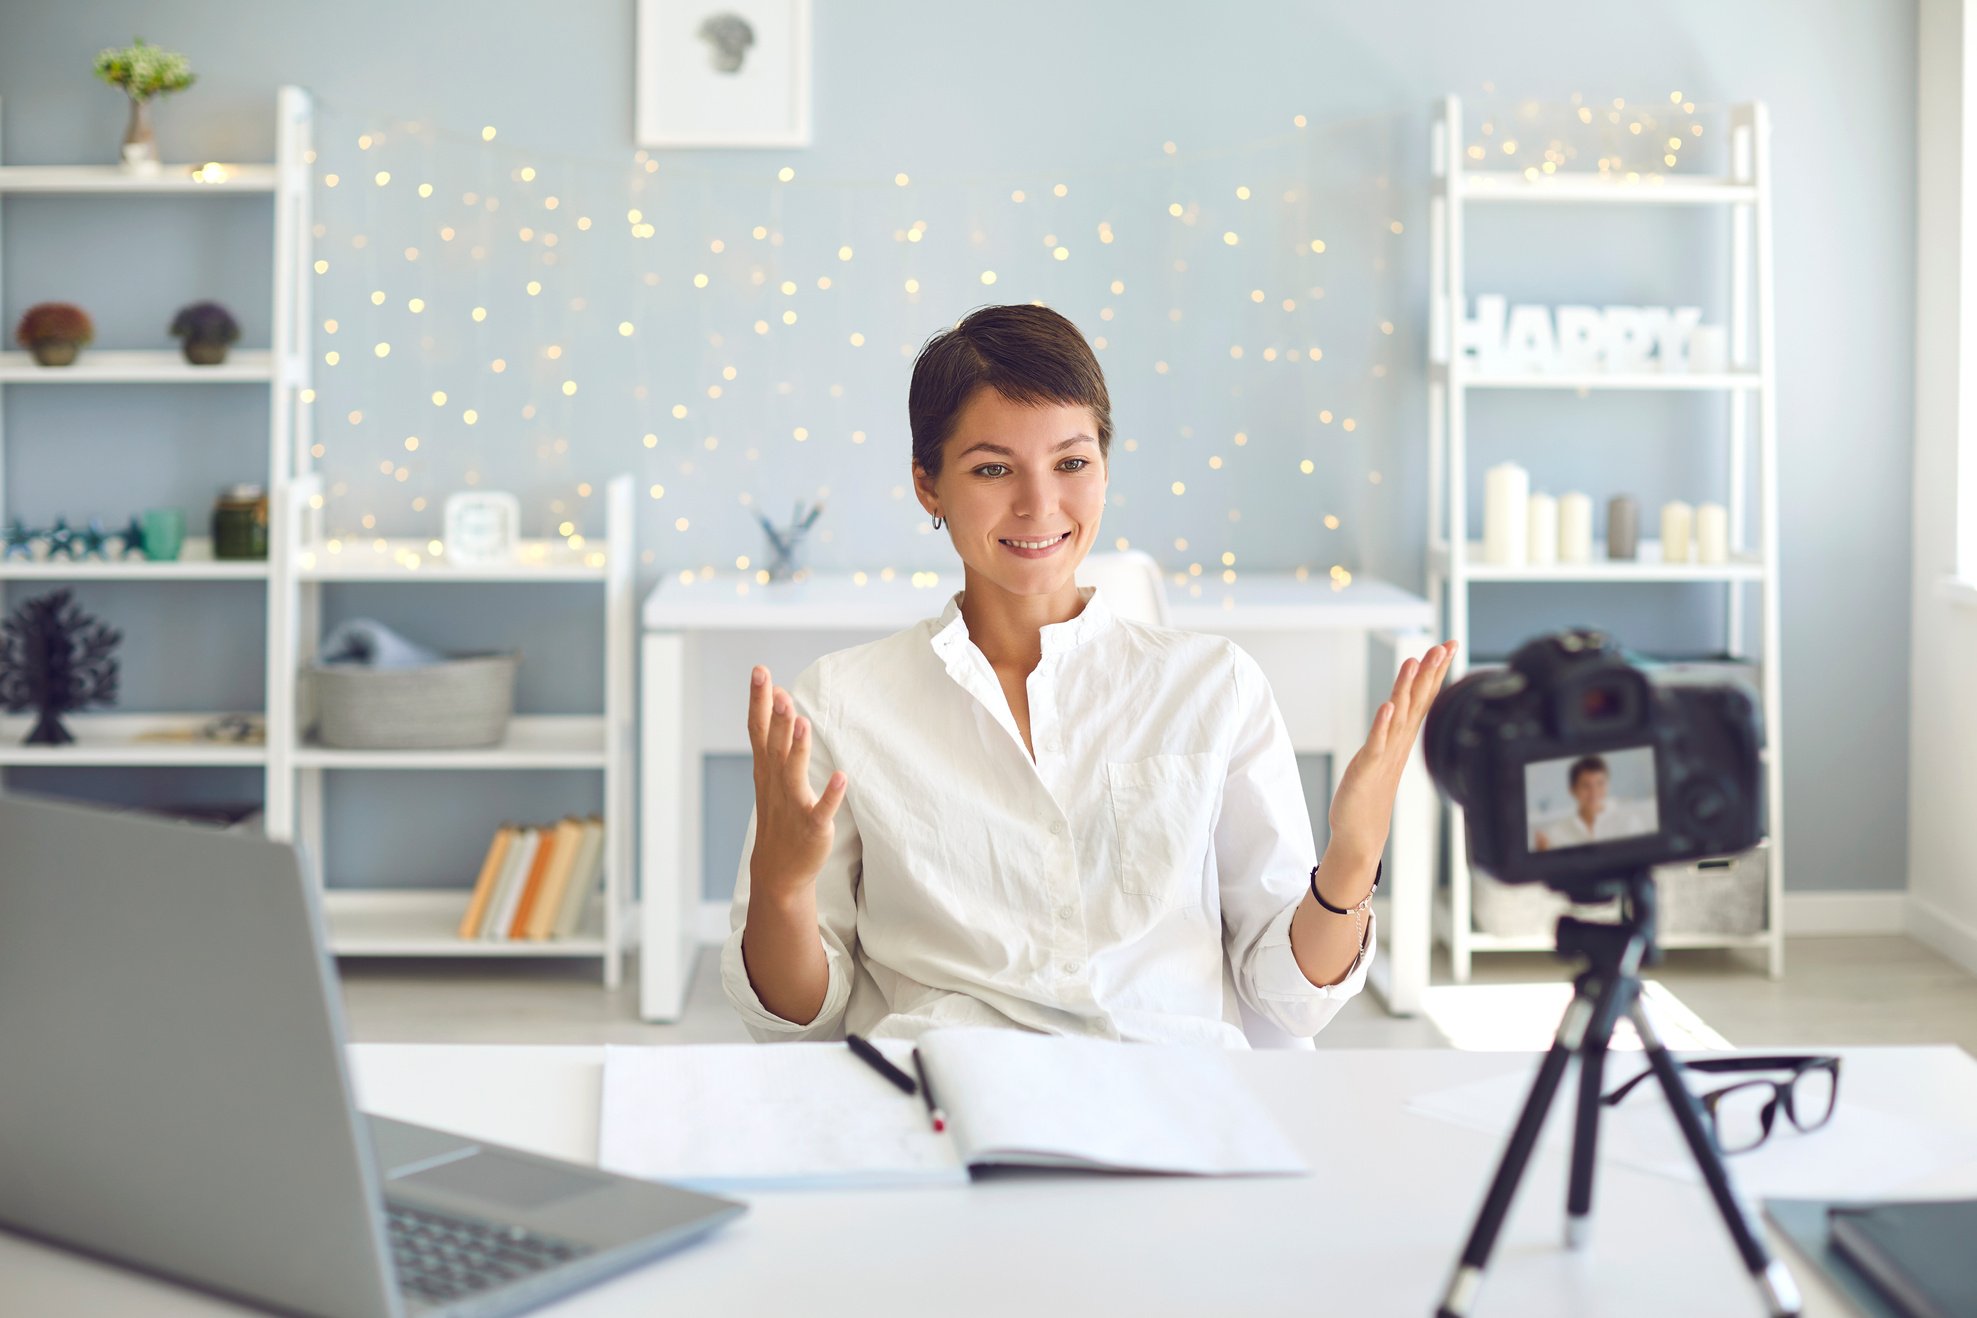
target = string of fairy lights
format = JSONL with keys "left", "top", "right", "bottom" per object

{"left": 302, "top": 91, "right": 1705, "bottom": 597}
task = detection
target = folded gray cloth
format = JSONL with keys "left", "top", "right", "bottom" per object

{"left": 318, "top": 618, "right": 445, "bottom": 668}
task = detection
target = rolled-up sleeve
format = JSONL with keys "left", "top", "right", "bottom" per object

{"left": 719, "top": 658, "right": 863, "bottom": 1042}
{"left": 1215, "top": 643, "right": 1375, "bottom": 1038}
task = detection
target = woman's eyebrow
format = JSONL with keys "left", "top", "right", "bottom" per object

{"left": 958, "top": 435, "right": 1096, "bottom": 458}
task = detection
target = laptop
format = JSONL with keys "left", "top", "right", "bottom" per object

{"left": 0, "top": 793, "right": 745, "bottom": 1317}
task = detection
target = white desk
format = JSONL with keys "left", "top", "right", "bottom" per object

{"left": 7, "top": 1043, "right": 1974, "bottom": 1316}
{"left": 640, "top": 570, "right": 1439, "bottom": 1022}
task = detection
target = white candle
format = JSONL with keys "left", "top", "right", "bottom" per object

{"left": 1483, "top": 462, "right": 1530, "bottom": 566}
{"left": 1557, "top": 492, "right": 1593, "bottom": 563}
{"left": 1688, "top": 325, "right": 1729, "bottom": 374}
{"left": 1696, "top": 502, "right": 1729, "bottom": 564}
{"left": 1661, "top": 500, "right": 1695, "bottom": 564}
{"left": 1527, "top": 492, "right": 1558, "bottom": 567}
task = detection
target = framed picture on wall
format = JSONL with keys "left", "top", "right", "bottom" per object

{"left": 635, "top": 0, "right": 813, "bottom": 148}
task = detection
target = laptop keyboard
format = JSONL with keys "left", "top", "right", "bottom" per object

{"left": 386, "top": 1201, "right": 592, "bottom": 1305}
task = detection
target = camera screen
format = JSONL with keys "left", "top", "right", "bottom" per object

{"left": 1524, "top": 747, "right": 1659, "bottom": 852}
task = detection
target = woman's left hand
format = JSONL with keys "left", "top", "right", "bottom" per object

{"left": 1326, "top": 640, "right": 1459, "bottom": 865}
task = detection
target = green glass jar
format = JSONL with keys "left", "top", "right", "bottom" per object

{"left": 212, "top": 483, "right": 269, "bottom": 560}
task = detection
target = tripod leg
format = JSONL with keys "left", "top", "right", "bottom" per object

{"left": 1628, "top": 1000, "right": 1803, "bottom": 1318}
{"left": 1564, "top": 971, "right": 1633, "bottom": 1249}
{"left": 1435, "top": 994, "right": 1589, "bottom": 1318}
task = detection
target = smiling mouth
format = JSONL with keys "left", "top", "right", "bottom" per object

{"left": 999, "top": 532, "right": 1071, "bottom": 550}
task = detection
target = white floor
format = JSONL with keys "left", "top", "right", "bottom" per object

{"left": 336, "top": 935, "right": 1977, "bottom": 1055}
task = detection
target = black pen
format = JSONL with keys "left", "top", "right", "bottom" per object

{"left": 846, "top": 1032, "right": 917, "bottom": 1096}
{"left": 911, "top": 1047, "right": 947, "bottom": 1133}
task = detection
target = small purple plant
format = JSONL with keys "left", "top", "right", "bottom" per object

{"left": 171, "top": 299, "right": 240, "bottom": 365}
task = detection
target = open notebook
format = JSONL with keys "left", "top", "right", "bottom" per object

{"left": 597, "top": 1027, "right": 1309, "bottom": 1191}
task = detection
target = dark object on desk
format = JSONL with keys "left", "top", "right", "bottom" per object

{"left": 0, "top": 791, "right": 744, "bottom": 1318}
{"left": 1827, "top": 1200, "right": 1977, "bottom": 1318}
{"left": 0, "top": 587, "right": 121, "bottom": 745}
{"left": 911, "top": 1048, "right": 948, "bottom": 1133}
{"left": 1603, "top": 1054, "right": 1841, "bottom": 1153}
{"left": 847, "top": 1031, "right": 917, "bottom": 1096}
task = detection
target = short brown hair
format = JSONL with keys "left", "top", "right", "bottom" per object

{"left": 908, "top": 304, "right": 1112, "bottom": 478}
{"left": 1568, "top": 756, "right": 1609, "bottom": 789}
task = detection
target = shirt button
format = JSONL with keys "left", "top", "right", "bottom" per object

{"left": 1048, "top": 820, "right": 1063, "bottom": 835}
{"left": 1064, "top": 962, "right": 1082, "bottom": 975}
{"left": 1058, "top": 904, "right": 1076, "bottom": 920}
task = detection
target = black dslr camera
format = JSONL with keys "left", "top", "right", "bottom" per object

{"left": 1421, "top": 627, "right": 1764, "bottom": 896}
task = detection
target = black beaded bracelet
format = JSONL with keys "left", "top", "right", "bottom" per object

{"left": 1309, "top": 857, "right": 1383, "bottom": 915}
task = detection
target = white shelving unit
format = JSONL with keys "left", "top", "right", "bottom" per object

{"left": 1426, "top": 95, "right": 1786, "bottom": 980}
{"left": 271, "top": 475, "right": 638, "bottom": 985}
{"left": 0, "top": 87, "right": 312, "bottom": 800}
{"left": 0, "top": 87, "right": 638, "bottom": 988}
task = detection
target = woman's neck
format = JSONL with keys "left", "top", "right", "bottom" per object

{"left": 958, "top": 567, "right": 1088, "bottom": 671}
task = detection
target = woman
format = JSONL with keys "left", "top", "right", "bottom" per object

{"left": 722, "top": 304, "right": 1455, "bottom": 1047}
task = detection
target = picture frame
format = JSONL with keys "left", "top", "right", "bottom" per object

{"left": 443, "top": 491, "right": 521, "bottom": 567}
{"left": 635, "top": 0, "right": 813, "bottom": 149}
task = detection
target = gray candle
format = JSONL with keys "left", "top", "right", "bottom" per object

{"left": 1606, "top": 495, "right": 1639, "bottom": 560}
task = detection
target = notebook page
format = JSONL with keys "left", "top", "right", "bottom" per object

{"left": 920, "top": 1028, "right": 1308, "bottom": 1176}
{"left": 598, "top": 1042, "right": 968, "bottom": 1191}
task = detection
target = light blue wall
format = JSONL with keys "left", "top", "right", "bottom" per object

{"left": 1, "top": 2, "right": 1916, "bottom": 896}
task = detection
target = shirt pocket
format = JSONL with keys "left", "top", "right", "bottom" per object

{"left": 1104, "top": 751, "right": 1221, "bottom": 904}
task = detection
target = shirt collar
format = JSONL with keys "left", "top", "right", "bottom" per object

{"left": 931, "top": 583, "right": 1112, "bottom": 659}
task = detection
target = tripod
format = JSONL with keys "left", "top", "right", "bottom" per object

{"left": 1434, "top": 871, "right": 1802, "bottom": 1318}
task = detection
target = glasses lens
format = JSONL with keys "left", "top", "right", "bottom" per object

{"left": 1789, "top": 1064, "right": 1838, "bottom": 1131}
{"left": 1710, "top": 1083, "right": 1776, "bottom": 1153}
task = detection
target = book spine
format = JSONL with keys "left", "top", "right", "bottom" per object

{"left": 456, "top": 823, "right": 514, "bottom": 940}
{"left": 525, "top": 818, "right": 584, "bottom": 940}
{"left": 484, "top": 827, "right": 538, "bottom": 941}
{"left": 552, "top": 816, "right": 606, "bottom": 938}
{"left": 506, "top": 824, "right": 561, "bottom": 940}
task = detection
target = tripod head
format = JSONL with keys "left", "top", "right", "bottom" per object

{"left": 1554, "top": 869, "right": 1662, "bottom": 970}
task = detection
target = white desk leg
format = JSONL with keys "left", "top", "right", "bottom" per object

{"left": 640, "top": 632, "right": 700, "bottom": 1021}
{"left": 1369, "top": 628, "right": 1437, "bottom": 1016}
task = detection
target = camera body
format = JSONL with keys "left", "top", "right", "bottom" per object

{"left": 1422, "top": 627, "right": 1764, "bottom": 896}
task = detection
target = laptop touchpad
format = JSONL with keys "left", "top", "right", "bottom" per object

{"left": 402, "top": 1152, "right": 609, "bottom": 1211}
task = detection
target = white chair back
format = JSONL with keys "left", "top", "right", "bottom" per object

{"left": 1076, "top": 550, "right": 1315, "bottom": 1051}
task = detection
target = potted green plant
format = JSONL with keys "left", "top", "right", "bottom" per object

{"left": 14, "top": 303, "right": 95, "bottom": 367}
{"left": 171, "top": 300, "right": 240, "bottom": 365}
{"left": 92, "top": 37, "right": 196, "bottom": 174}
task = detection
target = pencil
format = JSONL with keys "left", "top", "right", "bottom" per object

{"left": 911, "top": 1047, "right": 947, "bottom": 1133}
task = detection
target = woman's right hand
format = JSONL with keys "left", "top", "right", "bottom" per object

{"left": 746, "top": 665, "right": 848, "bottom": 902}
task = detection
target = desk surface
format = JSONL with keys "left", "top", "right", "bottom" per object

{"left": 643, "top": 570, "right": 1433, "bottom": 633}
{"left": 6, "top": 1044, "right": 1974, "bottom": 1317}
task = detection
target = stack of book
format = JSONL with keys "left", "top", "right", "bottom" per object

{"left": 456, "top": 816, "right": 606, "bottom": 941}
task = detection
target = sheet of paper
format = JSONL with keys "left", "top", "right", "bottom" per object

{"left": 1404, "top": 1064, "right": 1977, "bottom": 1199}
{"left": 922, "top": 1027, "right": 1308, "bottom": 1177}
{"left": 598, "top": 1041, "right": 968, "bottom": 1192}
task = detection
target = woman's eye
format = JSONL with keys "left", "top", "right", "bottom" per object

{"left": 1061, "top": 458, "right": 1089, "bottom": 472}
{"left": 973, "top": 464, "right": 1008, "bottom": 478}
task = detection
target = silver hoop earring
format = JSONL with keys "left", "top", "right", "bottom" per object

{"left": 931, "top": 514, "right": 944, "bottom": 530}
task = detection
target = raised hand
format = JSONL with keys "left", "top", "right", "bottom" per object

{"left": 745, "top": 665, "right": 849, "bottom": 900}
{"left": 1326, "top": 640, "right": 1459, "bottom": 864}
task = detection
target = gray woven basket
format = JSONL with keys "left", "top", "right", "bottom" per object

{"left": 307, "top": 652, "right": 521, "bottom": 750}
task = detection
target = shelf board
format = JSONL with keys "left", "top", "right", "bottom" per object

{"left": 1431, "top": 539, "right": 1764, "bottom": 583}
{"left": 1435, "top": 362, "right": 1761, "bottom": 391}
{"left": 0, "top": 163, "right": 280, "bottom": 194}
{"left": 1452, "top": 172, "right": 1758, "bottom": 205}
{"left": 0, "top": 349, "right": 277, "bottom": 383}
{"left": 0, "top": 712, "right": 267, "bottom": 766}
{"left": 295, "top": 715, "right": 608, "bottom": 770}
{"left": 297, "top": 537, "right": 607, "bottom": 581}
{"left": 321, "top": 888, "right": 609, "bottom": 957}
{"left": 0, "top": 536, "right": 268, "bottom": 581}
{"left": 1431, "top": 890, "right": 1771, "bottom": 953}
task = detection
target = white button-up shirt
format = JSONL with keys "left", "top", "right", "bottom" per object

{"left": 721, "top": 584, "right": 1375, "bottom": 1048}
{"left": 1537, "top": 799, "right": 1659, "bottom": 849}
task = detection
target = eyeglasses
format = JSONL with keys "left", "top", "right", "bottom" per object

{"left": 1601, "top": 1054, "right": 1842, "bottom": 1154}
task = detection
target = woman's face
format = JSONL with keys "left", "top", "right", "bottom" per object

{"left": 914, "top": 387, "right": 1107, "bottom": 599}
